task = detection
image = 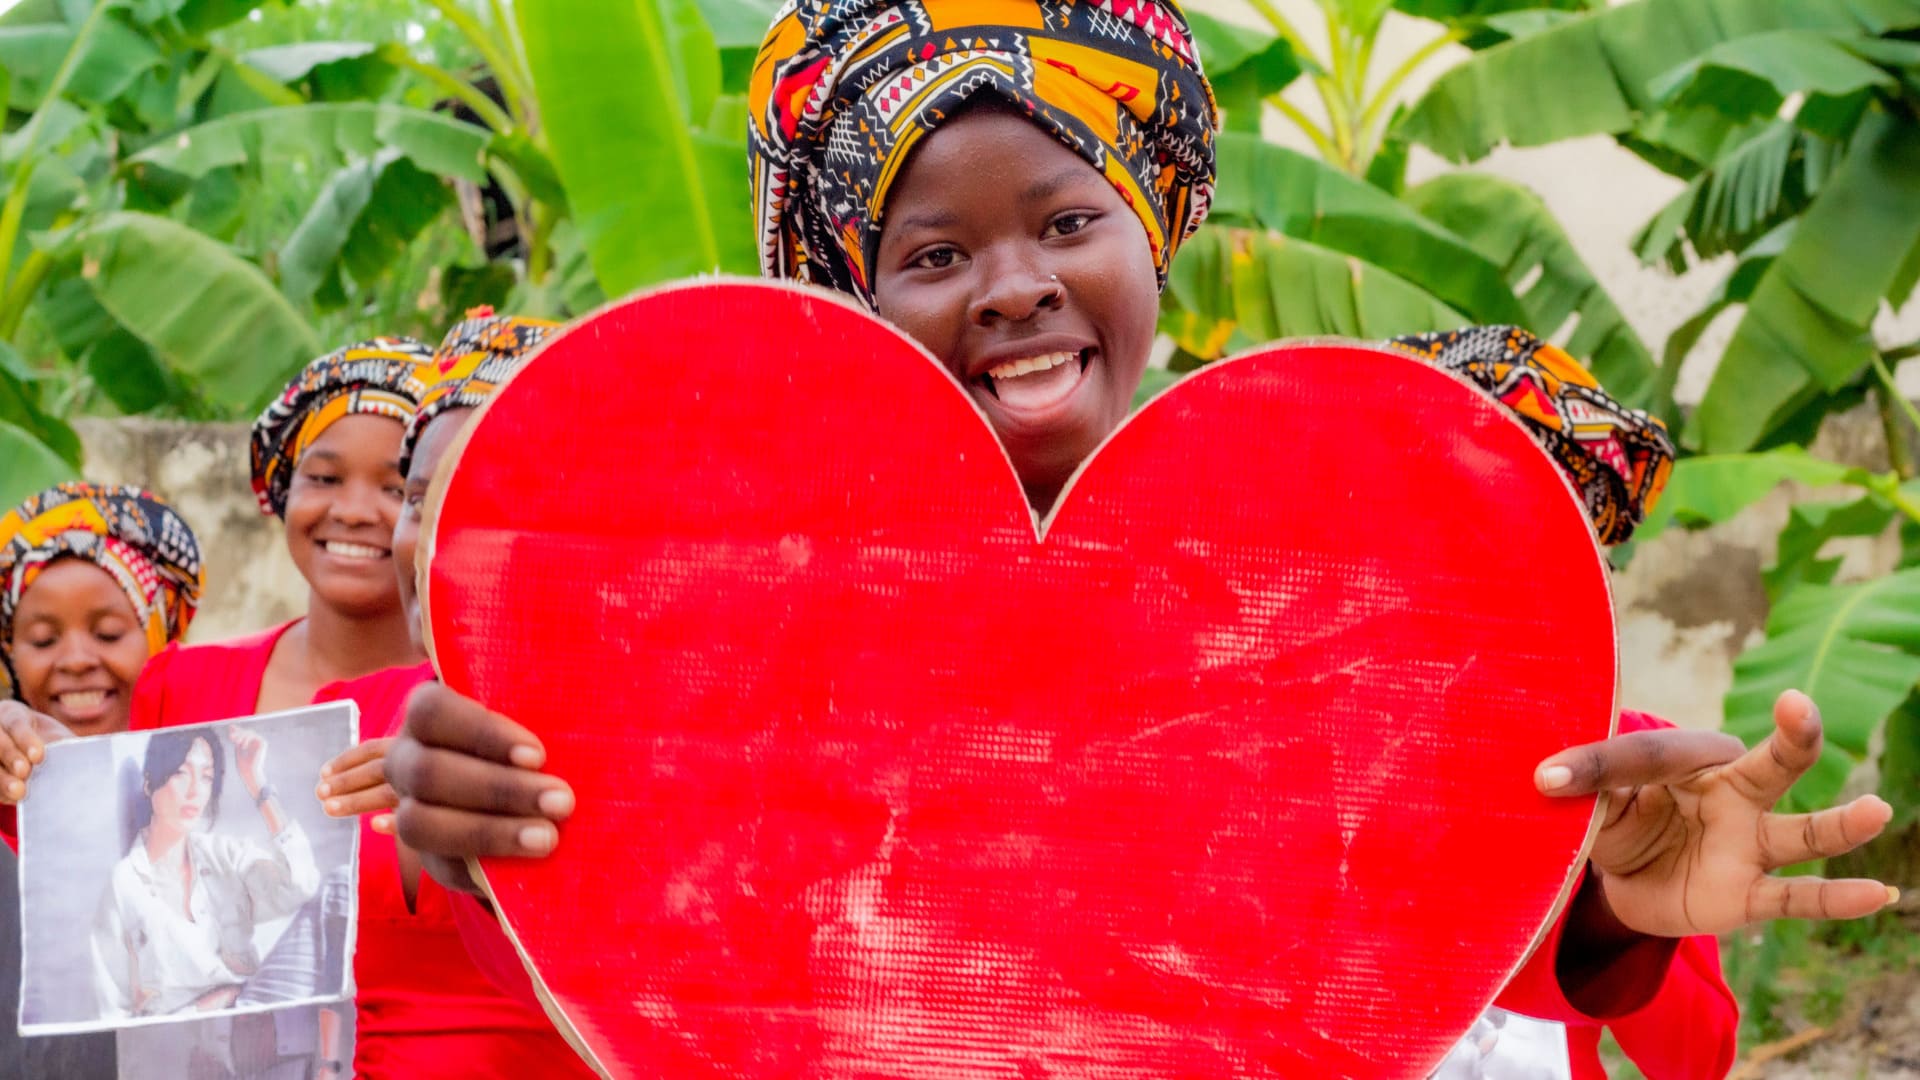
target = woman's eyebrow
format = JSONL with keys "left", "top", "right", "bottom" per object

{"left": 1023, "top": 164, "right": 1096, "bottom": 202}
{"left": 895, "top": 209, "right": 959, "bottom": 233}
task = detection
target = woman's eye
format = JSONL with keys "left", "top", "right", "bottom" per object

{"left": 384, "top": 484, "right": 406, "bottom": 499}
{"left": 911, "top": 246, "right": 961, "bottom": 270}
{"left": 1046, "top": 212, "right": 1094, "bottom": 238}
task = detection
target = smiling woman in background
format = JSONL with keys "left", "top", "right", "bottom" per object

{"left": 131, "top": 339, "right": 431, "bottom": 727}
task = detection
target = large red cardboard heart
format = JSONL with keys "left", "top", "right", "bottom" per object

{"left": 424, "top": 280, "right": 1615, "bottom": 1079}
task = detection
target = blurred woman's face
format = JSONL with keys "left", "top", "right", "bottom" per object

{"left": 7, "top": 558, "right": 150, "bottom": 736}
{"left": 283, "top": 414, "right": 407, "bottom": 617}
{"left": 151, "top": 737, "right": 216, "bottom": 832}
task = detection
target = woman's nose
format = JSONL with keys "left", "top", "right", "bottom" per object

{"left": 53, "top": 634, "right": 99, "bottom": 673}
{"left": 968, "top": 254, "right": 1061, "bottom": 326}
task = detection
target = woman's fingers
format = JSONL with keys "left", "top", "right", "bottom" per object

{"left": 316, "top": 757, "right": 387, "bottom": 800}
{"left": 1536, "top": 727, "right": 1745, "bottom": 797}
{"left": 387, "top": 741, "right": 573, "bottom": 822}
{"left": 0, "top": 703, "right": 47, "bottom": 778}
{"left": 320, "top": 738, "right": 390, "bottom": 779}
{"left": 1718, "top": 690, "right": 1824, "bottom": 809}
{"left": 1744, "top": 874, "right": 1898, "bottom": 923}
{"left": 323, "top": 784, "right": 398, "bottom": 818}
{"left": 402, "top": 683, "right": 546, "bottom": 768}
{"left": 394, "top": 797, "right": 560, "bottom": 859}
{"left": 1758, "top": 795, "right": 1893, "bottom": 871}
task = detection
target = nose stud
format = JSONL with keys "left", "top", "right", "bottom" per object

{"left": 1049, "top": 274, "right": 1059, "bottom": 282}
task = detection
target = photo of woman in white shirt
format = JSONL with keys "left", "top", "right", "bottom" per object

{"left": 90, "top": 725, "right": 320, "bottom": 1019}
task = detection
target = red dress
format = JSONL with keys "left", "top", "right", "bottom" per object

{"left": 448, "top": 711, "right": 1736, "bottom": 1079}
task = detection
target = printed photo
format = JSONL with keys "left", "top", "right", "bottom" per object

{"left": 16, "top": 702, "right": 359, "bottom": 1036}
{"left": 1429, "top": 1006, "right": 1574, "bottom": 1080}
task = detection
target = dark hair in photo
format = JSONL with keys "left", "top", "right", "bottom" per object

{"left": 139, "top": 729, "right": 223, "bottom": 831}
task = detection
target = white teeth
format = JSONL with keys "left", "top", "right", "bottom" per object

{"left": 986, "top": 351, "right": 1077, "bottom": 381}
{"left": 324, "top": 541, "right": 385, "bottom": 560}
{"left": 59, "top": 691, "right": 107, "bottom": 708}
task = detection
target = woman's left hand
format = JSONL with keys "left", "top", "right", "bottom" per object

{"left": 229, "top": 726, "right": 269, "bottom": 799}
{"left": 317, "top": 738, "right": 397, "bottom": 817}
{"left": 1538, "top": 689, "right": 1897, "bottom": 939}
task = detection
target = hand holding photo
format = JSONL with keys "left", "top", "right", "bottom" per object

{"left": 16, "top": 702, "right": 359, "bottom": 1035}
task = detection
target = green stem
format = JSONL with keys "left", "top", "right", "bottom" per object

{"left": 1360, "top": 28, "right": 1461, "bottom": 134}
{"left": 384, "top": 48, "right": 515, "bottom": 132}
{"left": 0, "top": 0, "right": 111, "bottom": 301}
{"left": 1267, "top": 93, "right": 1339, "bottom": 161}
{"left": 0, "top": 247, "right": 55, "bottom": 341}
{"left": 1871, "top": 349, "right": 1920, "bottom": 444}
{"left": 1888, "top": 339, "right": 1920, "bottom": 364}
{"left": 425, "top": 0, "right": 534, "bottom": 124}
{"left": 1240, "top": 0, "right": 1317, "bottom": 66}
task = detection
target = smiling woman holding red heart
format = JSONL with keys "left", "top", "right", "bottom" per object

{"left": 379, "top": 0, "right": 1900, "bottom": 1076}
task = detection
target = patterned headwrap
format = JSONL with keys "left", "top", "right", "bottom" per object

{"left": 748, "top": 0, "right": 1219, "bottom": 307}
{"left": 1387, "top": 326, "right": 1675, "bottom": 546}
{"left": 398, "top": 307, "right": 561, "bottom": 478}
{"left": 0, "top": 483, "right": 204, "bottom": 697}
{"left": 250, "top": 337, "right": 435, "bottom": 518}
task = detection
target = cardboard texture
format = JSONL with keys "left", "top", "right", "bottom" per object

{"left": 422, "top": 280, "right": 1616, "bottom": 1078}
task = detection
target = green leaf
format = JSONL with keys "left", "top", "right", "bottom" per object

{"left": 0, "top": 340, "right": 80, "bottom": 464}
{"left": 77, "top": 211, "right": 322, "bottom": 410}
{"left": 126, "top": 103, "right": 492, "bottom": 184}
{"left": 1633, "top": 448, "right": 1861, "bottom": 543}
{"left": 1403, "top": 171, "right": 1667, "bottom": 417}
{"left": 1188, "top": 13, "right": 1304, "bottom": 132}
{"left": 1658, "top": 220, "right": 1792, "bottom": 377}
{"left": 239, "top": 42, "right": 380, "bottom": 82}
{"left": 693, "top": 0, "right": 780, "bottom": 93}
{"left": 0, "top": 417, "right": 75, "bottom": 509}
{"left": 1880, "top": 691, "right": 1920, "bottom": 829}
{"left": 1765, "top": 495, "right": 1898, "bottom": 601}
{"left": 1210, "top": 133, "right": 1527, "bottom": 324}
{"left": 239, "top": 41, "right": 398, "bottom": 101}
{"left": 0, "top": 14, "right": 163, "bottom": 109}
{"left": 1402, "top": 0, "right": 1920, "bottom": 162}
{"left": 1650, "top": 30, "right": 1895, "bottom": 120}
{"left": 487, "top": 130, "right": 569, "bottom": 212}
{"left": 82, "top": 326, "right": 177, "bottom": 415}
{"left": 1725, "top": 567, "right": 1920, "bottom": 813}
{"left": 1631, "top": 121, "right": 1833, "bottom": 272}
{"left": 1690, "top": 113, "right": 1920, "bottom": 452}
{"left": 1132, "top": 366, "right": 1183, "bottom": 410}
{"left": 1161, "top": 225, "right": 1463, "bottom": 360}
{"left": 279, "top": 150, "right": 454, "bottom": 303}
{"left": 519, "top": 0, "right": 747, "bottom": 293}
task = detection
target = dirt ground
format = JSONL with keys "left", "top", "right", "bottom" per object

{"left": 1730, "top": 909, "right": 1920, "bottom": 1080}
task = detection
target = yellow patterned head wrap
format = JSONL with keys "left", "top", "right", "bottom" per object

{"left": 250, "top": 337, "right": 434, "bottom": 518}
{"left": 748, "top": 0, "right": 1218, "bottom": 307}
{"left": 0, "top": 483, "right": 203, "bottom": 697}
{"left": 398, "top": 307, "right": 561, "bottom": 478}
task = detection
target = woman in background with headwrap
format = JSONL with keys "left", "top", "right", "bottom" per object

{"left": 386, "top": 0, "right": 1891, "bottom": 1076}
{"left": 284, "top": 309, "right": 598, "bottom": 1079}
{"left": 0, "top": 481, "right": 203, "bottom": 1077}
{"left": 131, "top": 338, "right": 430, "bottom": 728}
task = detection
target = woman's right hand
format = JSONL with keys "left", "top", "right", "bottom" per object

{"left": 384, "top": 683, "right": 574, "bottom": 894}
{"left": 0, "top": 701, "right": 73, "bottom": 804}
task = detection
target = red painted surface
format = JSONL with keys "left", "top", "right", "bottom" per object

{"left": 426, "top": 281, "right": 1616, "bottom": 1078}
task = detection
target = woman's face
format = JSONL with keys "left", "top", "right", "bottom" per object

{"left": 394, "top": 408, "right": 473, "bottom": 652}
{"left": 283, "top": 413, "right": 407, "bottom": 617}
{"left": 872, "top": 106, "right": 1160, "bottom": 514}
{"left": 151, "top": 737, "right": 215, "bottom": 832}
{"left": 7, "top": 558, "right": 150, "bottom": 736}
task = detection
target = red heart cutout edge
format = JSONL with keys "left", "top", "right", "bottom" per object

{"left": 424, "top": 279, "right": 1616, "bottom": 1079}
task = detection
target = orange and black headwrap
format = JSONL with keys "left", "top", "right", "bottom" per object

{"left": 251, "top": 337, "right": 434, "bottom": 518}
{"left": 398, "top": 307, "right": 561, "bottom": 478}
{"left": 1387, "top": 326, "right": 1676, "bottom": 546}
{"left": 0, "top": 483, "right": 203, "bottom": 697}
{"left": 748, "top": 0, "right": 1219, "bottom": 308}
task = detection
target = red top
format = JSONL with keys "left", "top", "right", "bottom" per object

{"left": 450, "top": 711, "right": 1736, "bottom": 1079}
{"left": 315, "top": 664, "right": 596, "bottom": 1080}
{"left": 127, "top": 625, "right": 594, "bottom": 1078}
